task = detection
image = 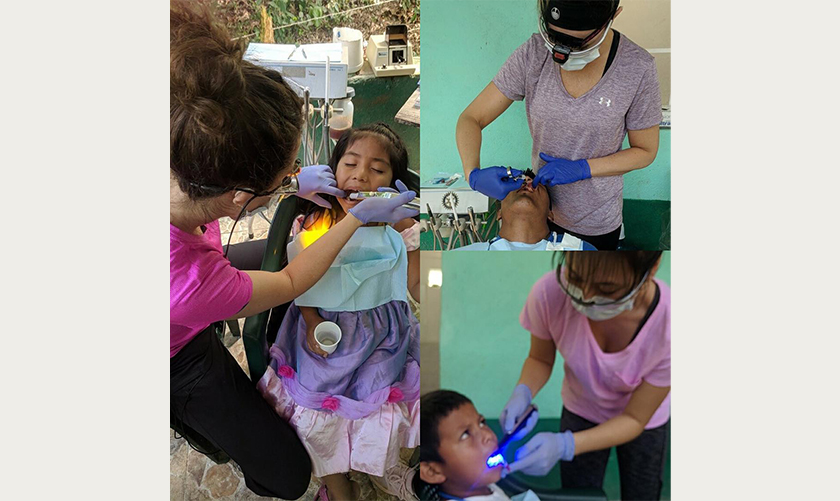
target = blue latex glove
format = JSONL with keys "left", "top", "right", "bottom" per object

{"left": 295, "top": 164, "right": 346, "bottom": 208}
{"left": 499, "top": 384, "right": 539, "bottom": 440}
{"left": 468, "top": 167, "right": 525, "bottom": 200}
{"left": 533, "top": 153, "right": 591, "bottom": 187}
{"left": 507, "top": 430, "right": 575, "bottom": 476}
{"left": 349, "top": 180, "right": 418, "bottom": 224}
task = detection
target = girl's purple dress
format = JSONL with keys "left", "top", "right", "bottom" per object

{"left": 258, "top": 222, "right": 420, "bottom": 477}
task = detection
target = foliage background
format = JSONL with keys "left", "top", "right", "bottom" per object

{"left": 214, "top": 0, "right": 420, "bottom": 51}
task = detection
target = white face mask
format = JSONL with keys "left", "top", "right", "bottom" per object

{"left": 562, "top": 270, "right": 649, "bottom": 321}
{"left": 561, "top": 47, "right": 600, "bottom": 71}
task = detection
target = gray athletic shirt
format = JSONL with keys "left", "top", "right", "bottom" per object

{"left": 493, "top": 32, "right": 662, "bottom": 235}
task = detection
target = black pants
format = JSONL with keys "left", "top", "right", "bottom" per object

{"left": 548, "top": 222, "right": 621, "bottom": 250}
{"left": 224, "top": 238, "right": 269, "bottom": 271}
{"left": 170, "top": 326, "right": 312, "bottom": 499}
{"left": 559, "top": 407, "right": 668, "bottom": 501}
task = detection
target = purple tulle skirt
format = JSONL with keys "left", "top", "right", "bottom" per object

{"left": 257, "top": 300, "right": 420, "bottom": 476}
{"left": 266, "top": 300, "right": 420, "bottom": 420}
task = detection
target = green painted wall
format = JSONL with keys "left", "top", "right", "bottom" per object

{"left": 439, "top": 251, "right": 671, "bottom": 419}
{"left": 421, "top": 0, "right": 669, "bottom": 201}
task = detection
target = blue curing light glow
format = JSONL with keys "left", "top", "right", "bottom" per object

{"left": 486, "top": 454, "right": 505, "bottom": 468}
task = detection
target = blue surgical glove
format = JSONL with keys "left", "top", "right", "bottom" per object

{"left": 349, "top": 181, "right": 418, "bottom": 225}
{"left": 468, "top": 167, "right": 525, "bottom": 200}
{"left": 533, "top": 153, "right": 591, "bottom": 187}
{"left": 499, "top": 384, "right": 539, "bottom": 440}
{"left": 507, "top": 430, "right": 575, "bottom": 476}
{"left": 295, "top": 164, "right": 346, "bottom": 208}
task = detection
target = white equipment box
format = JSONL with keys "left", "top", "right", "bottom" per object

{"left": 244, "top": 43, "right": 348, "bottom": 99}
{"left": 422, "top": 187, "right": 489, "bottom": 215}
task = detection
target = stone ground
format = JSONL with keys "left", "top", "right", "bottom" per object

{"left": 170, "top": 215, "right": 407, "bottom": 500}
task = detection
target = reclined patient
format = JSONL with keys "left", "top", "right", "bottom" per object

{"left": 456, "top": 172, "right": 595, "bottom": 251}
{"left": 415, "top": 390, "right": 540, "bottom": 501}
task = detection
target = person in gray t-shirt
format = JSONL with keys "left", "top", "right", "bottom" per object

{"left": 456, "top": 0, "right": 662, "bottom": 250}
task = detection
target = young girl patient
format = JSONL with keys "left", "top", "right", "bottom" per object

{"left": 415, "top": 390, "right": 513, "bottom": 501}
{"left": 258, "top": 123, "right": 420, "bottom": 501}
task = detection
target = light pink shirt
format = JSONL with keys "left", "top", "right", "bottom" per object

{"left": 170, "top": 221, "right": 253, "bottom": 357}
{"left": 520, "top": 272, "right": 670, "bottom": 428}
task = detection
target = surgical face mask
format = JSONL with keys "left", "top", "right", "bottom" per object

{"left": 561, "top": 269, "right": 650, "bottom": 321}
{"left": 562, "top": 48, "right": 601, "bottom": 71}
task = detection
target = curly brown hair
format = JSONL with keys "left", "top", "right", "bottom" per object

{"left": 170, "top": 0, "right": 303, "bottom": 200}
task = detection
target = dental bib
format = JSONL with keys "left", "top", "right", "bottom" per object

{"left": 485, "top": 232, "right": 586, "bottom": 251}
{"left": 288, "top": 225, "right": 407, "bottom": 311}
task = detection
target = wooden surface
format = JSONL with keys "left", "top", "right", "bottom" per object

{"left": 395, "top": 87, "right": 420, "bottom": 127}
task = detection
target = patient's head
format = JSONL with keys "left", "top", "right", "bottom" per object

{"left": 302, "top": 122, "right": 413, "bottom": 228}
{"left": 499, "top": 170, "right": 550, "bottom": 220}
{"left": 417, "top": 390, "right": 503, "bottom": 500}
{"left": 493, "top": 170, "right": 551, "bottom": 243}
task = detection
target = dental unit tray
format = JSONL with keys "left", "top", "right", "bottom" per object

{"left": 348, "top": 191, "right": 420, "bottom": 211}
{"left": 422, "top": 183, "right": 489, "bottom": 215}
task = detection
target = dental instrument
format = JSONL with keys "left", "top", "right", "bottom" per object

{"left": 467, "top": 206, "right": 483, "bottom": 243}
{"left": 427, "top": 203, "right": 445, "bottom": 250}
{"left": 486, "top": 404, "right": 539, "bottom": 468}
{"left": 348, "top": 191, "right": 420, "bottom": 211}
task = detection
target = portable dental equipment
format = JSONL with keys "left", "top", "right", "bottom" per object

{"left": 241, "top": 44, "right": 354, "bottom": 242}
{"left": 366, "top": 24, "right": 419, "bottom": 77}
{"left": 486, "top": 404, "right": 539, "bottom": 468}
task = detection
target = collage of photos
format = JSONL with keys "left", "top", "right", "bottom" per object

{"left": 170, "top": 1, "right": 670, "bottom": 500}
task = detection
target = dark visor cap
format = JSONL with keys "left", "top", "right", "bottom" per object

{"left": 543, "top": 0, "right": 619, "bottom": 31}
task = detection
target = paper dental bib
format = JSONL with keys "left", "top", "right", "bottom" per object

{"left": 288, "top": 225, "right": 408, "bottom": 311}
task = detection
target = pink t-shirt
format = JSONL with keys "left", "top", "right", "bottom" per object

{"left": 520, "top": 271, "right": 670, "bottom": 428}
{"left": 170, "top": 221, "right": 253, "bottom": 357}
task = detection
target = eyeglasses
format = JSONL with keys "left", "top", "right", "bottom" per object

{"left": 190, "top": 159, "right": 303, "bottom": 257}
{"left": 558, "top": 266, "right": 649, "bottom": 307}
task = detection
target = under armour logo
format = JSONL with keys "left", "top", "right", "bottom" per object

{"left": 598, "top": 97, "right": 611, "bottom": 107}
{"left": 551, "top": 7, "right": 560, "bottom": 20}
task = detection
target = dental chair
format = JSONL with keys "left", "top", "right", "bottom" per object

{"left": 239, "top": 195, "right": 301, "bottom": 380}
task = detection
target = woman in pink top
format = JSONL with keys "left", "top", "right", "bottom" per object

{"left": 500, "top": 251, "right": 670, "bottom": 500}
{"left": 169, "top": 2, "right": 416, "bottom": 498}
{"left": 456, "top": 0, "right": 662, "bottom": 249}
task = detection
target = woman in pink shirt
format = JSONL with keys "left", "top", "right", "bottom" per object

{"left": 169, "top": 2, "right": 416, "bottom": 498}
{"left": 501, "top": 251, "right": 670, "bottom": 500}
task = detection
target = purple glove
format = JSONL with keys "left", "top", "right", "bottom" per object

{"left": 507, "top": 430, "right": 575, "bottom": 476}
{"left": 349, "top": 180, "right": 418, "bottom": 224}
{"left": 533, "top": 153, "right": 591, "bottom": 187}
{"left": 500, "top": 384, "right": 539, "bottom": 440}
{"left": 295, "top": 164, "right": 346, "bottom": 208}
{"left": 468, "top": 167, "right": 525, "bottom": 200}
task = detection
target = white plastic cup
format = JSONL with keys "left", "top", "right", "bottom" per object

{"left": 314, "top": 321, "right": 342, "bottom": 354}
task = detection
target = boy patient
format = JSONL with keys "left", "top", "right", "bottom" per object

{"left": 416, "top": 390, "right": 511, "bottom": 500}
